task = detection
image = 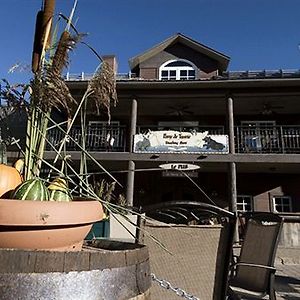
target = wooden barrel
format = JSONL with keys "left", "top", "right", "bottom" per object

{"left": 0, "top": 239, "right": 151, "bottom": 300}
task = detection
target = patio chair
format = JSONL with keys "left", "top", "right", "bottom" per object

{"left": 137, "top": 200, "right": 236, "bottom": 300}
{"left": 228, "top": 212, "right": 283, "bottom": 300}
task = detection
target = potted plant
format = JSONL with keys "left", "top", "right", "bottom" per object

{"left": 85, "top": 179, "right": 115, "bottom": 239}
{"left": 0, "top": 0, "right": 118, "bottom": 251}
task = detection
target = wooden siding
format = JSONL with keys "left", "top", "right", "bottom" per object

{"left": 138, "top": 42, "right": 220, "bottom": 80}
{"left": 139, "top": 68, "right": 157, "bottom": 80}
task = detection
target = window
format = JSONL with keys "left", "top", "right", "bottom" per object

{"left": 159, "top": 60, "right": 196, "bottom": 81}
{"left": 273, "top": 196, "right": 292, "bottom": 212}
{"left": 237, "top": 195, "right": 253, "bottom": 212}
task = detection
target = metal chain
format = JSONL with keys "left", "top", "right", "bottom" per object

{"left": 151, "top": 273, "right": 199, "bottom": 300}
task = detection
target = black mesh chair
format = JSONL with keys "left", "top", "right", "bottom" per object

{"left": 137, "top": 200, "right": 236, "bottom": 300}
{"left": 228, "top": 212, "right": 283, "bottom": 300}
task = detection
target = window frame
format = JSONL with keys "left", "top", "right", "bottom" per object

{"left": 272, "top": 195, "right": 292, "bottom": 213}
{"left": 159, "top": 59, "right": 197, "bottom": 81}
{"left": 237, "top": 195, "right": 253, "bottom": 212}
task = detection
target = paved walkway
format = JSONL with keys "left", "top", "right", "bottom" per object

{"left": 276, "top": 264, "right": 300, "bottom": 299}
{"left": 275, "top": 247, "right": 300, "bottom": 299}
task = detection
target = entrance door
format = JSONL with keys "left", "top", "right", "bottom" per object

{"left": 160, "top": 177, "right": 196, "bottom": 202}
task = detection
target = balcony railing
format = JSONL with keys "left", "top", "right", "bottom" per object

{"left": 64, "top": 72, "right": 138, "bottom": 81}
{"left": 46, "top": 124, "right": 300, "bottom": 154}
{"left": 46, "top": 125, "right": 127, "bottom": 152}
{"left": 235, "top": 125, "right": 300, "bottom": 153}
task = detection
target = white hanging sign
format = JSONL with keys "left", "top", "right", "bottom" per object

{"left": 159, "top": 163, "right": 200, "bottom": 171}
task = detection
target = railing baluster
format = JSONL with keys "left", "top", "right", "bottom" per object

{"left": 46, "top": 124, "right": 300, "bottom": 154}
{"left": 280, "top": 126, "right": 285, "bottom": 153}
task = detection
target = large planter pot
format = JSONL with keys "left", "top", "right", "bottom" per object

{"left": 0, "top": 240, "right": 151, "bottom": 300}
{"left": 0, "top": 199, "right": 103, "bottom": 251}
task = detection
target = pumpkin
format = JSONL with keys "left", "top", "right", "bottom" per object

{"left": 48, "top": 177, "right": 72, "bottom": 202}
{"left": 12, "top": 179, "right": 49, "bottom": 201}
{"left": 0, "top": 164, "right": 22, "bottom": 197}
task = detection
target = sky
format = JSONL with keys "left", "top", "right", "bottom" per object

{"left": 1, "top": 0, "right": 300, "bottom": 84}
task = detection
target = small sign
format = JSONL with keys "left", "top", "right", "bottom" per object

{"left": 159, "top": 163, "right": 200, "bottom": 171}
{"left": 162, "top": 170, "right": 199, "bottom": 178}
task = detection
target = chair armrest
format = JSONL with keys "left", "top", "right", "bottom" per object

{"left": 234, "top": 262, "right": 276, "bottom": 272}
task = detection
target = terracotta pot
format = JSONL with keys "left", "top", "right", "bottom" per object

{"left": 0, "top": 199, "right": 103, "bottom": 251}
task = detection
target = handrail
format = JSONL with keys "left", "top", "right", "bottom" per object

{"left": 46, "top": 124, "right": 127, "bottom": 152}
{"left": 235, "top": 125, "right": 300, "bottom": 154}
{"left": 141, "top": 200, "right": 235, "bottom": 219}
{"left": 45, "top": 124, "right": 300, "bottom": 154}
{"left": 64, "top": 69, "right": 300, "bottom": 81}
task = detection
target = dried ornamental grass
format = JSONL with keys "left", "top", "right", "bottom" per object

{"left": 30, "top": 71, "right": 75, "bottom": 116}
{"left": 30, "top": 31, "right": 83, "bottom": 116}
{"left": 51, "top": 31, "right": 82, "bottom": 76}
{"left": 88, "top": 61, "right": 118, "bottom": 122}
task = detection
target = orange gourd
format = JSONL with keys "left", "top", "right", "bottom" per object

{"left": 0, "top": 164, "right": 22, "bottom": 197}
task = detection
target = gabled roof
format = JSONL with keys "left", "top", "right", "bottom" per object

{"left": 129, "top": 33, "right": 230, "bottom": 71}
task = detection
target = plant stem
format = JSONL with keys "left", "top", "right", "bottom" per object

{"left": 52, "top": 88, "right": 93, "bottom": 166}
{"left": 79, "top": 101, "right": 88, "bottom": 195}
{"left": 25, "top": 108, "right": 36, "bottom": 180}
{"left": 32, "top": 110, "right": 50, "bottom": 177}
{"left": 42, "top": 108, "right": 122, "bottom": 186}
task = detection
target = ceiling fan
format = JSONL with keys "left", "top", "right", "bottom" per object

{"left": 251, "top": 102, "right": 284, "bottom": 115}
{"left": 166, "top": 104, "right": 194, "bottom": 116}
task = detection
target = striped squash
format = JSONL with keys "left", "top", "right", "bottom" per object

{"left": 49, "top": 189, "right": 72, "bottom": 202}
{"left": 12, "top": 179, "right": 49, "bottom": 201}
{"left": 48, "top": 177, "right": 72, "bottom": 202}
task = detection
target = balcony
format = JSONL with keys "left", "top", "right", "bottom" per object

{"left": 46, "top": 124, "right": 300, "bottom": 154}
{"left": 236, "top": 125, "right": 300, "bottom": 154}
{"left": 46, "top": 124, "right": 127, "bottom": 152}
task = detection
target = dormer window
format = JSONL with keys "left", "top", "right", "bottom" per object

{"left": 159, "top": 60, "right": 196, "bottom": 81}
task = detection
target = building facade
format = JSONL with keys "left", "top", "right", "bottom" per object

{"left": 53, "top": 33, "right": 300, "bottom": 214}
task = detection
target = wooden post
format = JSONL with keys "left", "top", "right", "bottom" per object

{"left": 126, "top": 160, "right": 135, "bottom": 207}
{"left": 229, "top": 162, "right": 237, "bottom": 213}
{"left": 227, "top": 96, "right": 237, "bottom": 212}
{"left": 129, "top": 98, "right": 137, "bottom": 152}
{"left": 126, "top": 98, "right": 137, "bottom": 207}
{"left": 227, "top": 96, "right": 239, "bottom": 242}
